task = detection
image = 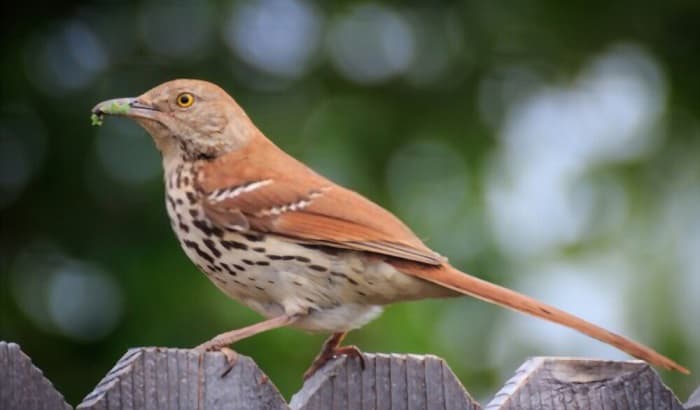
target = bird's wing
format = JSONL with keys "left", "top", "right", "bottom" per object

{"left": 195, "top": 140, "right": 444, "bottom": 265}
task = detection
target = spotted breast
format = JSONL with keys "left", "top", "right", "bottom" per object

{"left": 162, "top": 159, "right": 449, "bottom": 332}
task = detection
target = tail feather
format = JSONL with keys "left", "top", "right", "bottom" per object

{"left": 398, "top": 262, "right": 689, "bottom": 374}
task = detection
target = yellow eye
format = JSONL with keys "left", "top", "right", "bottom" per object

{"left": 176, "top": 92, "right": 195, "bottom": 108}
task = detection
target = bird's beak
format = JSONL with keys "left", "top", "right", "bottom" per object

{"left": 91, "top": 97, "right": 159, "bottom": 121}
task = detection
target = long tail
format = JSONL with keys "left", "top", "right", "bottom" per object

{"left": 397, "top": 262, "right": 689, "bottom": 374}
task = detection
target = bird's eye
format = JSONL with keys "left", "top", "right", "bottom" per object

{"left": 176, "top": 92, "right": 195, "bottom": 108}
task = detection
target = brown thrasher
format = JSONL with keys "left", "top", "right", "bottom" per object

{"left": 92, "top": 79, "right": 688, "bottom": 376}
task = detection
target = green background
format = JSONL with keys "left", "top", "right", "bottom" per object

{"left": 1, "top": 1, "right": 699, "bottom": 405}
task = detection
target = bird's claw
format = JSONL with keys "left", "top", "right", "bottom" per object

{"left": 219, "top": 347, "right": 238, "bottom": 377}
{"left": 194, "top": 342, "right": 239, "bottom": 378}
{"left": 303, "top": 345, "right": 364, "bottom": 380}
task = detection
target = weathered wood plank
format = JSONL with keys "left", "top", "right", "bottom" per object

{"left": 375, "top": 354, "right": 391, "bottom": 410}
{"left": 361, "top": 351, "right": 377, "bottom": 409}
{"left": 390, "top": 353, "right": 408, "bottom": 410}
{"left": 406, "top": 354, "right": 426, "bottom": 410}
{"left": 486, "top": 357, "right": 684, "bottom": 410}
{"left": 76, "top": 347, "right": 287, "bottom": 410}
{"left": 0, "top": 341, "right": 71, "bottom": 410}
{"left": 687, "top": 386, "right": 700, "bottom": 410}
{"left": 3, "top": 339, "right": 692, "bottom": 409}
{"left": 424, "top": 356, "right": 446, "bottom": 410}
{"left": 289, "top": 353, "right": 480, "bottom": 410}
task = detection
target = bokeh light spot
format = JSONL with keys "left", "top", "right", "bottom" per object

{"left": 48, "top": 262, "right": 123, "bottom": 342}
{"left": 223, "top": 0, "right": 322, "bottom": 79}
{"left": 327, "top": 4, "right": 415, "bottom": 84}
{"left": 11, "top": 242, "right": 124, "bottom": 342}
{"left": 486, "top": 44, "right": 666, "bottom": 257}
{"left": 24, "top": 20, "right": 108, "bottom": 95}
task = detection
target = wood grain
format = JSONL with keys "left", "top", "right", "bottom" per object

{"left": 0, "top": 340, "right": 694, "bottom": 409}
{"left": 76, "top": 347, "right": 287, "bottom": 410}
{"left": 289, "top": 353, "right": 480, "bottom": 410}
{"left": 687, "top": 385, "right": 700, "bottom": 410}
{"left": 486, "top": 357, "right": 684, "bottom": 410}
{"left": 0, "top": 341, "right": 71, "bottom": 410}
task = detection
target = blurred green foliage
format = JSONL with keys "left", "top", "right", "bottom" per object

{"left": 1, "top": 0, "right": 699, "bottom": 405}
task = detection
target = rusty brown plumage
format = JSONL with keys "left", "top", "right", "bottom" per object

{"left": 195, "top": 138, "right": 445, "bottom": 265}
{"left": 92, "top": 78, "right": 689, "bottom": 376}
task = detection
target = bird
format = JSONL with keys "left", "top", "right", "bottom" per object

{"left": 91, "top": 79, "right": 688, "bottom": 377}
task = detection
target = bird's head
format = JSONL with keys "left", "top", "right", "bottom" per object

{"left": 92, "top": 79, "right": 255, "bottom": 162}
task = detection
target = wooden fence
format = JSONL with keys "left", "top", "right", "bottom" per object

{"left": 1, "top": 341, "right": 698, "bottom": 409}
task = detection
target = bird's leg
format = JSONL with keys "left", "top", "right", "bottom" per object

{"left": 196, "top": 314, "right": 300, "bottom": 376}
{"left": 196, "top": 314, "right": 299, "bottom": 350}
{"left": 303, "top": 332, "right": 364, "bottom": 380}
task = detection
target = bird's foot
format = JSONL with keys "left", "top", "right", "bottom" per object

{"left": 195, "top": 341, "right": 239, "bottom": 378}
{"left": 194, "top": 316, "right": 301, "bottom": 377}
{"left": 303, "top": 344, "right": 364, "bottom": 380}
